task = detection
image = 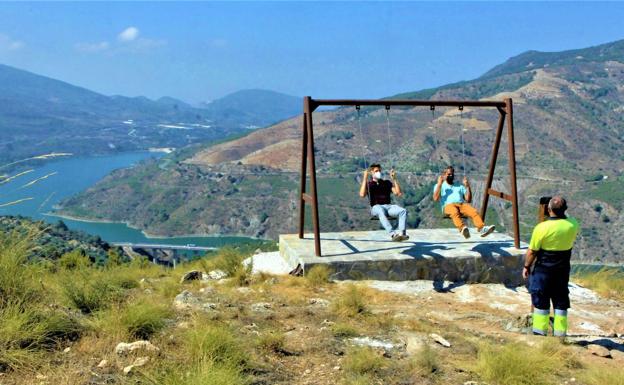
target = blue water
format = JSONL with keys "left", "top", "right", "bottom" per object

{"left": 0, "top": 152, "right": 256, "bottom": 247}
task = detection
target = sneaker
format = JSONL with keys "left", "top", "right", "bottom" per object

{"left": 461, "top": 226, "right": 470, "bottom": 239}
{"left": 391, "top": 233, "right": 402, "bottom": 242}
{"left": 402, "top": 234, "right": 410, "bottom": 241}
{"left": 480, "top": 225, "right": 496, "bottom": 238}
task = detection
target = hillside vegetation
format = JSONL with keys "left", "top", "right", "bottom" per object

{"left": 1, "top": 229, "right": 623, "bottom": 385}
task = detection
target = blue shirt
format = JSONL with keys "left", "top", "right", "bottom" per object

{"left": 433, "top": 181, "right": 466, "bottom": 211}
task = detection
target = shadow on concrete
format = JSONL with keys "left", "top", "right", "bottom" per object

{"left": 400, "top": 242, "right": 451, "bottom": 261}
{"left": 471, "top": 241, "right": 514, "bottom": 257}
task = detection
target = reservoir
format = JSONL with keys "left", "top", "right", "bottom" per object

{"left": 0, "top": 152, "right": 257, "bottom": 248}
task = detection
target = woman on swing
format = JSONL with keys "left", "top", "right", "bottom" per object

{"left": 433, "top": 165, "right": 495, "bottom": 239}
{"left": 359, "top": 163, "right": 409, "bottom": 242}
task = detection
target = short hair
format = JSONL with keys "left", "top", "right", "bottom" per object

{"left": 445, "top": 165, "right": 454, "bottom": 172}
{"left": 369, "top": 163, "right": 381, "bottom": 170}
{"left": 548, "top": 196, "right": 568, "bottom": 217}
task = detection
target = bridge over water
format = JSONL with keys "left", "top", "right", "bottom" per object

{"left": 113, "top": 242, "right": 218, "bottom": 267}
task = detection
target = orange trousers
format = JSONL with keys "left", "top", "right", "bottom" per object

{"left": 443, "top": 203, "right": 484, "bottom": 231}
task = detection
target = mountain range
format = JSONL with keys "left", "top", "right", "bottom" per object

{"left": 55, "top": 38, "right": 624, "bottom": 263}
{"left": 0, "top": 63, "right": 300, "bottom": 165}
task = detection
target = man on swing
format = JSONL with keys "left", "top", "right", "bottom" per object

{"left": 359, "top": 163, "right": 409, "bottom": 242}
{"left": 433, "top": 165, "right": 495, "bottom": 239}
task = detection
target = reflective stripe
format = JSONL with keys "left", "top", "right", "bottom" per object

{"left": 553, "top": 309, "right": 568, "bottom": 336}
{"left": 533, "top": 308, "right": 549, "bottom": 335}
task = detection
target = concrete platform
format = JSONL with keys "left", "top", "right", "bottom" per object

{"left": 279, "top": 228, "right": 528, "bottom": 285}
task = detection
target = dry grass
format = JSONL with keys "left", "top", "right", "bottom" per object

{"left": 475, "top": 340, "right": 564, "bottom": 385}
{"left": 573, "top": 267, "right": 624, "bottom": 301}
{"left": 2, "top": 230, "right": 623, "bottom": 385}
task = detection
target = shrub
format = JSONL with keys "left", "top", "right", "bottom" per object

{"left": 305, "top": 265, "right": 333, "bottom": 286}
{"left": 58, "top": 249, "right": 91, "bottom": 270}
{"left": 332, "top": 284, "right": 369, "bottom": 318}
{"left": 121, "top": 300, "right": 172, "bottom": 340}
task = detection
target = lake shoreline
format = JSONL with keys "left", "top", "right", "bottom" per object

{"left": 47, "top": 211, "right": 265, "bottom": 241}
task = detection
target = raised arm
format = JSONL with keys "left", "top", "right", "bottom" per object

{"left": 359, "top": 169, "right": 369, "bottom": 198}
{"left": 390, "top": 169, "right": 402, "bottom": 197}
{"left": 433, "top": 174, "right": 444, "bottom": 201}
{"left": 463, "top": 176, "right": 472, "bottom": 203}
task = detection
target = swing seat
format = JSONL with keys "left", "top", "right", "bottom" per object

{"left": 370, "top": 215, "right": 398, "bottom": 221}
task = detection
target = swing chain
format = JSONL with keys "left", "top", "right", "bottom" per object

{"left": 385, "top": 106, "right": 393, "bottom": 169}
{"left": 459, "top": 105, "right": 466, "bottom": 176}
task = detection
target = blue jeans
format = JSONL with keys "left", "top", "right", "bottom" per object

{"left": 370, "top": 204, "right": 407, "bottom": 235}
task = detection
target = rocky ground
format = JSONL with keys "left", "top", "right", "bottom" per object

{"left": 3, "top": 251, "right": 622, "bottom": 385}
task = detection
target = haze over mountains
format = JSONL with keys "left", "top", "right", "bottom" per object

{"left": 0, "top": 63, "right": 300, "bottom": 165}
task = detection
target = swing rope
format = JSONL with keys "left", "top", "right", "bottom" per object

{"left": 356, "top": 105, "right": 368, "bottom": 170}
{"left": 459, "top": 105, "right": 466, "bottom": 177}
{"left": 385, "top": 105, "right": 393, "bottom": 169}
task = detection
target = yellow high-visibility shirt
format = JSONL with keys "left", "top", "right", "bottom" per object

{"left": 529, "top": 217, "right": 579, "bottom": 251}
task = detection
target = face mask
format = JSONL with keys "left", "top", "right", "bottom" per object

{"left": 373, "top": 171, "right": 382, "bottom": 180}
{"left": 446, "top": 175, "right": 454, "bottom": 183}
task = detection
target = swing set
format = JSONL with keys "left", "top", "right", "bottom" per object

{"left": 298, "top": 96, "right": 520, "bottom": 257}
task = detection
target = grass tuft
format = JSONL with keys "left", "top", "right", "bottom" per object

{"left": 332, "top": 284, "right": 369, "bottom": 318}
{"left": 120, "top": 299, "right": 172, "bottom": 340}
{"left": 475, "top": 341, "right": 562, "bottom": 385}
{"left": 256, "top": 332, "right": 285, "bottom": 353}
{"left": 343, "top": 346, "right": 385, "bottom": 377}
{"left": 305, "top": 265, "right": 333, "bottom": 286}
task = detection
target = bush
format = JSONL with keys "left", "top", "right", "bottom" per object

{"left": 121, "top": 300, "right": 172, "bottom": 340}
{"left": 305, "top": 265, "right": 333, "bottom": 286}
{"left": 58, "top": 249, "right": 91, "bottom": 270}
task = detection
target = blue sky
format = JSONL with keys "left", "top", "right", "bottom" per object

{"left": 1, "top": 2, "right": 623, "bottom": 103}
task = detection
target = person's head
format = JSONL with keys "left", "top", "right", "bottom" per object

{"left": 443, "top": 166, "right": 455, "bottom": 183}
{"left": 369, "top": 163, "right": 382, "bottom": 180}
{"left": 548, "top": 196, "right": 568, "bottom": 218}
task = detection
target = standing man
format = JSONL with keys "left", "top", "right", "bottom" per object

{"left": 523, "top": 196, "right": 579, "bottom": 337}
{"left": 432, "top": 165, "right": 495, "bottom": 239}
{"left": 359, "top": 163, "right": 408, "bottom": 242}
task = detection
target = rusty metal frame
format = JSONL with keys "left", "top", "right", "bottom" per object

{"left": 299, "top": 97, "right": 519, "bottom": 256}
